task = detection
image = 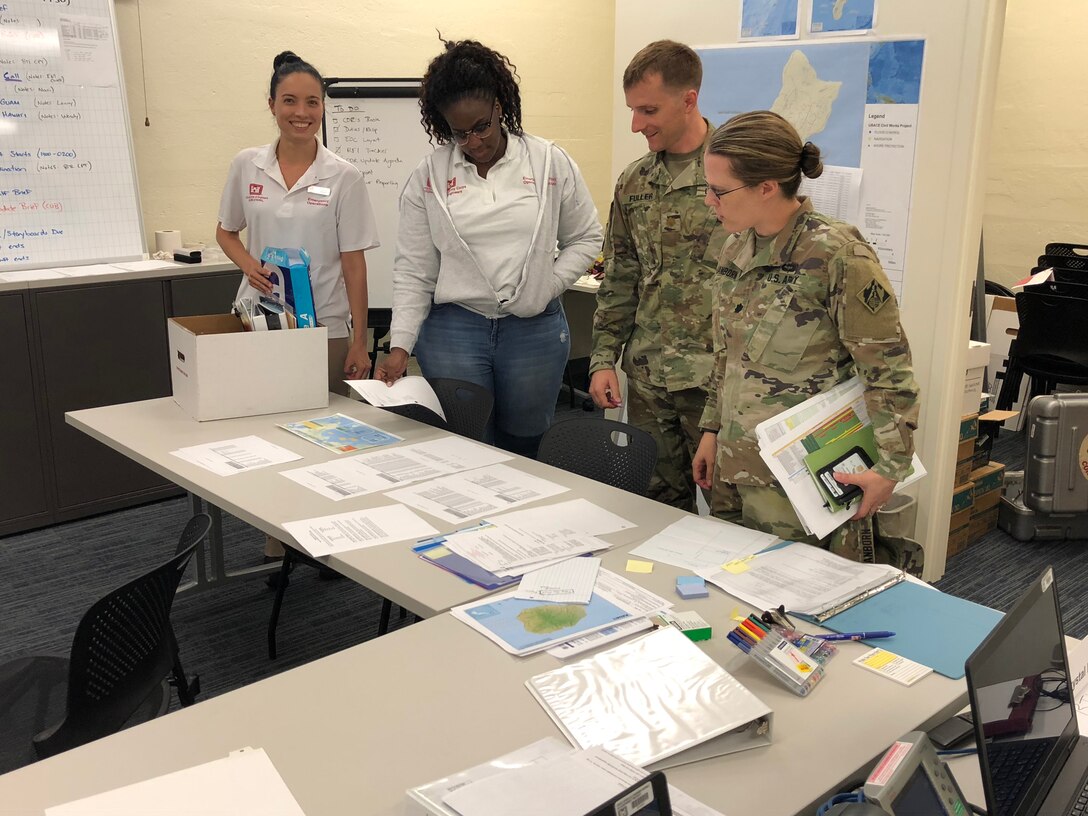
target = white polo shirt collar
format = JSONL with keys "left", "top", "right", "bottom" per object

{"left": 251, "top": 140, "right": 341, "bottom": 192}
{"left": 452, "top": 129, "right": 524, "bottom": 174}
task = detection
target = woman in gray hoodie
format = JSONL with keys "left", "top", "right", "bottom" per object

{"left": 376, "top": 39, "right": 603, "bottom": 458}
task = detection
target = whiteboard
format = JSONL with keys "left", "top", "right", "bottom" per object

{"left": 0, "top": 0, "right": 144, "bottom": 270}
{"left": 322, "top": 79, "right": 433, "bottom": 310}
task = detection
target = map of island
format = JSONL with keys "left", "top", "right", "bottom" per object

{"left": 771, "top": 50, "right": 842, "bottom": 142}
{"left": 811, "top": 0, "right": 876, "bottom": 33}
{"left": 518, "top": 605, "right": 587, "bottom": 634}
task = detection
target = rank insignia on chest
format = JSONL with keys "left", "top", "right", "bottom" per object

{"left": 858, "top": 278, "right": 892, "bottom": 314}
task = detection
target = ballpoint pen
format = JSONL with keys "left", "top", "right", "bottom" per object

{"left": 813, "top": 631, "right": 896, "bottom": 641}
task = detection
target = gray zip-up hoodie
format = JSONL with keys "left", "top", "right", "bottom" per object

{"left": 389, "top": 132, "right": 603, "bottom": 353}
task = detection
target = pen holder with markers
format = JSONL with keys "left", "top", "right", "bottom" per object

{"left": 726, "top": 617, "right": 837, "bottom": 697}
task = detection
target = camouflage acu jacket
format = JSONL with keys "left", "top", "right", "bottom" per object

{"left": 589, "top": 126, "right": 726, "bottom": 391}
{"left": 699, "top": 198, "right": 920, "bottom": 486}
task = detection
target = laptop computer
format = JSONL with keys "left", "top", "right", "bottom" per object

{"left": 965, "top": 566, "right": 1088, "bottom": 816}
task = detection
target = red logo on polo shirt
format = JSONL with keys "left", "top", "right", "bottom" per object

{"left": 249, "top": 184, "right": 263, "bottom": 196}
{"left": 522, "top": 176, "right": 536, "bottom": 186}
{"left": 446, "top": 177, "right": 465, "bottom": 196}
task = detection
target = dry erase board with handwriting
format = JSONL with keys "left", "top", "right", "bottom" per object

{"left": 0, "top": 0, "right": 145, "bottom": 270}
{"left": 322, "top": 79, "right": 432, "bottom": 310}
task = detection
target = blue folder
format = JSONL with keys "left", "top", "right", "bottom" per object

{"left": 822, "top": 581, "right": 1003, "bottom": 679}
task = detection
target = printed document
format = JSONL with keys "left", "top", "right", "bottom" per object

{"left": 278, "top": 413, "right": 402, "bottom": 455}
{"left": 440, "top": 521, "right": 606, "bottom": 574}
{"left": 451, "top": 568, "right": 671, "bottom": 656}
{"left": 516, "top": 557, "right": 601, "bottom": 604}
{"left": 1070, "top": 640, "right": 1088, "bottom": 733}
{"left": 170, "top": 435, "right": 301, "bottom": 476}
{"left": 487, "top": 498, "right": 635, "bottom": 537}
{"left": 279, "top": 437, "right": 510, "bottom": 501}
{"left": 282, "top": 504, "right": 438, "bottom": 557}
{"left": 345, "top": 375, "right": 446, "bottom": 420}
{"left": 387, "top": 463, "right": 568, "bottom": 524}
{"left": 45, "top": 748, "right": 304, "bottom": 816}
{"left": 698, "top": 541, "right": 902, "bottom": 617}
{"left": 629, "top": 515, "right": 778, "bottom": 571}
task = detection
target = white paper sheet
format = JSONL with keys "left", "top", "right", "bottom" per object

{"left": 170, "top": 436, "right": 301, "bottom": 477}
{"left": 345, "top": 375, "right": 446, "bottom": 420}
{"left": 442, "top": 746, "right": 647, "bottom": 816}
{"left": 0, "top": 269, "right": 69, "bottom": 281}
{"left": 798, "top": 165, "right": 863, "bottom": 223}
{"left": 45, "top": 748, "right": 305, "bottom": 815}
{"left": 111, "top": 260, "right": 183, "bottom": 272}
{"left": 441, "top": 522, "right": 606, "bottom": 574}
{"left": 387, "top": 463, "right": 568, "bottom": 524}
{"left": 43, "top": 264, "right": 121, "bottom": 277}
{"left": 487, "top": 498, "right": 635, "bottom": 537}
{"left": 279, "top": 437, "right": 511, "bottom": 501}
{"left": 1069, "top": 640, "right": 1088, "bottom": 733}
{"left": 281, "top": 504, "right": 439, "bottom": 557}
{"left": 547, "top": 619, "right": 655, "bottom": 659}
{"left": 697, "top": 541, "right": 901, "bottom": 617}
{"left": 629, "top": 515, "right": 778, "bottom": 571}
{"left": 516, "top": 557, "right": 601, "bottom": 604}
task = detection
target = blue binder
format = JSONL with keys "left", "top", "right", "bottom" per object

{"left": 822, "top": 581, "right": 1003, "bottom": 679}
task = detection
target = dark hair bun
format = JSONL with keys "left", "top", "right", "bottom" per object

{"left": 800, "top": 141, "right": 824, "bottom": 179}
{"left": 273, "top": 51, "right": 302, "bottom": 71}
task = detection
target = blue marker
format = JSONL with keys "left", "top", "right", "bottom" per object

{"left": 813, "top": 630, "right": 895, "bottom": 641}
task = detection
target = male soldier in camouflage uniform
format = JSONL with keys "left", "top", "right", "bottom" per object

{"left": 693, "top": 112, "right": 921, "bottom": 567}
{"left": 590, "top": 41, "right": 732, "bottom": 515}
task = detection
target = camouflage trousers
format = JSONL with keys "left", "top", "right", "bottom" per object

{"left": 711, "top": 482, "right": 923, "bottom": 572}
{"left": 626, "top": 378, "right": 733, "bottom": 516}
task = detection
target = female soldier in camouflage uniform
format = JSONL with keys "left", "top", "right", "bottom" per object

{"left": 692, "top": 111, "right": 921, "bottom": 564}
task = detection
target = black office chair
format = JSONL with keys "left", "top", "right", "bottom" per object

{"left": 1044, "top": 242, "right": 1088, "bottom": 260}
{"left": 377, "top": 401, "right": 450, "bottom": 431}
{"left": 995, "top": 291, "right": 1088, "bottom": 412}
{"left": 538, "top": 418, "right": 658, "bottom": 496}
{"left": 429, "top": 378, "right": 494, "bottom": 442}
{"left": 0, "top": 527, "right": 205, "bottom": 773}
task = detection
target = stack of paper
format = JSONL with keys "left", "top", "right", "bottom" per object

{"left": 450, "top": 568, "right": 672, "bottom": 656}
{"left": 281, "top": 504, "right": 439, "bottom": 558}
{"left": 406, "top": 738, "right": 726, "bottom": 816}
{"left": 697, "top": 541, "right": 903, "bottom": 622}
{"left": 628, "top": 515, "right": 778, "bottom": 571}
{"left": 280, "top": 436, "right": 511, "bottom": 501}
{"left": 754, "top": 377, "right": 926, "bottom": 539}
{"left": 170, "top": 435, "right": 301, "bottom": 476}
{"left": 527, "top": 627, "right": 773, "bottom": 769}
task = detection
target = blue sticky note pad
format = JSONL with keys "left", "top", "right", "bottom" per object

{"left": 676, "top": 576, "right": 709, "bottom": 599}
{"left": 823, "top": 581, "right": 1003, "bottom": 679}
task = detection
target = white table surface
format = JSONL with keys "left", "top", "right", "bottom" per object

{"left": 25, "top": 394, "right": 973, "bottom": 816}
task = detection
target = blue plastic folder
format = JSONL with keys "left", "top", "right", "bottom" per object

{"left": 822, "top": 581, "right": 1003, "bottom": 679}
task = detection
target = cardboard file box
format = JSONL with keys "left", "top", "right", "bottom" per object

{"left": 168, "top": 314, "right": 328, "bottom": 421}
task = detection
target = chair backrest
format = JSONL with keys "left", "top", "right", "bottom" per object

{"left": 429, "top": 378, "right": 494, "bottom": 442}
{"left": 174, "top": 512, "right": 212, "bottom": 556}
{"left": 1044, "top": 242, "right": 1088, "bottom": 259}
{"left": 1039, "top": 253, "right": 1088, "bottom": 272}
{"left": 41, "top": 541, "right": 199, "bottom": 757}
{"left": 1013, "top": 291, "right": 1088, "bottom": 377}
{"left": 377, "top": 402, "right": 450, "bottom": 432}
{"left": 538, "top": 418, "right": 658, "bottom": 496}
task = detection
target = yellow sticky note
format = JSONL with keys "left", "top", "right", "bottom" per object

{"left": 861, "top": 650, "right": 897, "bottom": 669}
{"left": 626, "top": 559, "right": 654, "bottom": 574}
{"left": 723, "top": 556, "right": 752, "bottom": 574}
{"left": 730, "top": 606, "right": 746, "bottom": 623}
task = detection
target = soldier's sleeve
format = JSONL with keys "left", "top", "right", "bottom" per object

{"left": 830, "top": 242, "right": 921, "bottom": 482}
{"left": 698, "top": 278, "right": 725, "bottom": 432}
{"left": 590, "top": 179, "right": 640, "bottom": 374}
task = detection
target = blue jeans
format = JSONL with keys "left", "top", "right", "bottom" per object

{"left": 414, "top": 300, "right": 570, "bottom": 458}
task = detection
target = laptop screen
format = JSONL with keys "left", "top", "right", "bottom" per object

{"left": 966, "top": 567, "right": 1078, "bottom": 816}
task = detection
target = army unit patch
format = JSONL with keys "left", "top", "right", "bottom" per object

{"left": 857, "top": 278, "right": 891, "bottom": 314}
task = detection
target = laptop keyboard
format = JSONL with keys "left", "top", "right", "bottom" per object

{"left": 989, "top": 738, "right": 1057, "bottom": 809}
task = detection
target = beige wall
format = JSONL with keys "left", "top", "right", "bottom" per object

{"left": 984, "top": 0, "right": 1088, "bottom": 285}
{"left": 112, "top": 0, "right": 616, "bottom": 250}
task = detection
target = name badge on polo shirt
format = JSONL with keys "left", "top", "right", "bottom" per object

{"left": 306, "top": 185, "right": 331, "bottom": 197}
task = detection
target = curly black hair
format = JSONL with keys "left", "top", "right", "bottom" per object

{"left": 419, "top": 38, "right": 522, "bottom": 145}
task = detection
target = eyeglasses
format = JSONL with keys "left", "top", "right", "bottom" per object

{"left": 707, "top": 183, "right": 750, "bottom": 201}
{"left": 450, "top": 102, "right": 498, "bottom": 145}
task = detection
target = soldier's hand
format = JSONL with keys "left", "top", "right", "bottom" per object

{"left": 693, "top": 431, "right": 717, "bottom": 490}
{"left": 589, "top": 369, "right": 623, "bottom": 409}
{"left": 835, "top": 469, "right": 896, "bottom": 520}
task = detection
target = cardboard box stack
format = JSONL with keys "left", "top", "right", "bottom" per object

{"left": 949, "top": 414, "right": 978, "bottom": 557}
{"left": 968, "top": 462, "right": 1006, "bottom": 542}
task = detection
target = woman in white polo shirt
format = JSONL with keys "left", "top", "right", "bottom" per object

{"left": 375, "top": 39, "right": 602, "bottom": 458}
{"left": 216, "top": 51, "right": 379, "bottom": 391}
